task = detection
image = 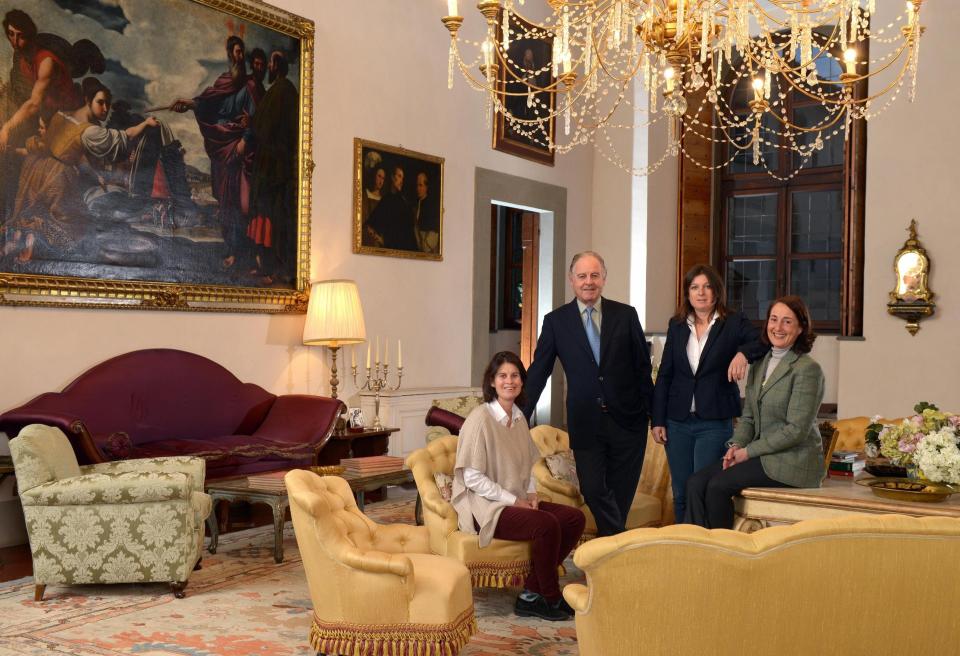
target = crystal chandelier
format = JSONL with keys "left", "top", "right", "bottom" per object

{"left": 441, "top": 1, "right": 925, "bottom": 177}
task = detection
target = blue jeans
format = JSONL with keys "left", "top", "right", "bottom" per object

{"left": 664, "top": 416, "right": 733, "bottom": 524}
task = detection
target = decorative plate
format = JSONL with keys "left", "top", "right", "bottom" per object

{"left": 855, "top": 477, "right": 958, "bottom": 503}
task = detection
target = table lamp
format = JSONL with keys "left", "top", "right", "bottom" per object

{"left": 302, "top": 280, "right": 366, "bottom": 400}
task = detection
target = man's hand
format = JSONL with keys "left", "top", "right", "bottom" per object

{"left": 513, "top": 498, "right": 534, "bottom": 509}
{"left": 170, "top": 98, "right": 195, "bottom": 113}
{"left": 727, "top": 352, "right": 749, "bottom": 382}
{"left": 652, "top": 426, "right": 667, "bottom": 444}
{"left": 722, "top": 446, "right": 737, "bottom": 470}
{"left": 723, "top": 445, "right": 749, "bottom": 469}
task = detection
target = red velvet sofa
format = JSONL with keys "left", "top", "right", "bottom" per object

{"left": 0, "top": 349, "right": 343, "bottom": 480}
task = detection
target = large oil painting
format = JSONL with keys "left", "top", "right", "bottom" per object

{"left": 0, "top": 0, "right": 313, "bottom": 312}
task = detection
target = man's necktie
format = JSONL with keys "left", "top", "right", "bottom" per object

{"left": 585, "top": 306, "right": 600, "bottom": 365}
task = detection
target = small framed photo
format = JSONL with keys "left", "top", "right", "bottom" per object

{"left": 347, "top": 407, "right": 366, "bottom": 429}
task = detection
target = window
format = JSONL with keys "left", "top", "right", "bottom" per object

{"left": 716, "top": 30, "right": 865, "bottom": 334}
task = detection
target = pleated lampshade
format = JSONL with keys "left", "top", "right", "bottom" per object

{"left": 302, "top": 280, "right": 367, "bottom": 347}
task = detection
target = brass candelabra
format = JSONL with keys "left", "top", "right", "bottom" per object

{"left": 352, "top": 361, "right": 403, "bottom": 430}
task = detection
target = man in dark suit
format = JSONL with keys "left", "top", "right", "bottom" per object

{"left": 523, "top": 251, "right": 654, "bottom": 536}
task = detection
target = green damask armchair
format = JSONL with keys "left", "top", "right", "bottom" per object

{"left": 424, "top": 394, "right": 484, "bottom": 443}
{"left": 9, "top": 424, "right": 212, "bottom": 600}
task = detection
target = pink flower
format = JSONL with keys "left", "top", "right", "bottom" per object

{"left": 898, "top": 439, "right": 917, "bottom": 454}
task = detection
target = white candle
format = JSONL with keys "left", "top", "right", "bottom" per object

{"left": 375, "top": 336, "right": 380, "bottom": 364}
{"left": 366, "top": 343, "right": 371, "bottom": 369}
{"left": 398, "top": 339, "right": 402, "bottom": 368}
{"left": 351, "top": 346, "right": 356, "bottom": 368}
{"left": 384, "top": 339, "right": 389, "bottom": 366}
{"left": 843, "top": 48, "right": 857, "bottom": 76}
{"left": 663, "top": 66, "right": 675, "bottom": 93}
{"left": 447, "top": 0, "right": 458, "bottom": 16}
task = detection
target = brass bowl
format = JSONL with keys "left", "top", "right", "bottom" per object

{"left": 855, "top": 476, "right": 958, "bottom": 503}
{"left": 310, "top": 465, "right": 346, "bottom": 477}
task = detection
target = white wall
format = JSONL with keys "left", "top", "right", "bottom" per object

{"left": 0, "top": 0, "right": 594, "bottom": 546}
{"left": 836, "top": 3, "right": 960, "bottom": 416}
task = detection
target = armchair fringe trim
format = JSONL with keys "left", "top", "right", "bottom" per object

{"left": 309, "top": 606, "right": 477, "bottom": 656}
{"left": 466, "top": 560, "right": 531, "bottom": 588}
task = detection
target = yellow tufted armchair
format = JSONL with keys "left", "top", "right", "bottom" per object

{"left": 829, "top": 416, "right": 904, "bottom": 454}
{"left": 285, "top": 470, "right": 476, "bottom": 656}
{"left": 530, "top": 425, "right": 662, "bottom": 536}
{"left": 9, "top": 424, "right": 211, "bottom": 601}
{"left": 564, "top": 514, "right": 960, "bottom": 656}
{"left": 405, "top": 436, "right": 534, "bottom": 587}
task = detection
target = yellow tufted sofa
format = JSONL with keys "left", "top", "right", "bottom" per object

{"left": 405, "top": 436, "right": 534, "bottom": 587}
{"left": 564, "top": 514, "right": 960, "bottom": 656}
{"left": 286, "top": 470, "right": 476, "bottom": 656}
{"left": 530, "top": 425, "right": 661, "bottom": 536}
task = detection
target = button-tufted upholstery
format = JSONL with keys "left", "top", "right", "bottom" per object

{"left": 564, "top": 514, "right": 960, "bottom": 656}
{"left": 530, "top": 425, "right": 661, "bottom": 537}
{"left": 286, "top": 470, "right": 476, "bottom": 656}
{"left": 405, "top": 436, "right": 534, "bottom": 587}
{"left": 829, "top": 416, "right": 904, "bottom": 453}
{"left": 10, "top": 424, "right": 211, "bottom": 601}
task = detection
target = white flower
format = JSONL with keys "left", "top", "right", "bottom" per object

{"left": 914, "top": 428, "right": 960, "bottom": 485}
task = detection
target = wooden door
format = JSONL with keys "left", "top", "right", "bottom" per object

{"left": 519, "top": 212, "right": 540, "bottom": 368}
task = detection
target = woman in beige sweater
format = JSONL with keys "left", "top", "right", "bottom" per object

{"left": 451, "top": 351, "right": 585, "bottom": 621}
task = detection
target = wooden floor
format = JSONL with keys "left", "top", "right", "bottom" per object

{"left": 0, "top": 544, "right": 31, "bottom": 582}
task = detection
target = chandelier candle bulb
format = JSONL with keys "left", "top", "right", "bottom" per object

{"left": 397, "top": 340, "right": 402, "bottom": 368}
{"left": 752, "top": 77, "right": 764, "bottom": 102}
{"left": 447, "top": 0, "right": 457, "bottom": 16}
{"left": 366, "top": 343, "right": 371, "bottom": 369}
{"left": 663, "top": 66, "right": 675, "bottom": 93}
{"left": 384, "top": 340, "right": 389, "bottom": 366}
{"left": 844, "top": 48, "right": 857, "bottom": 76}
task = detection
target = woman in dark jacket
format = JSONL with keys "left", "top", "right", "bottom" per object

{"left": 651, "top": 264, "right": 768, "bottom": 523}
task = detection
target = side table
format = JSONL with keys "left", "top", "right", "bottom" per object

{"left": 205, "top": 478, "right": 289, "bottom": 563}
{"left": 314, "top": 427, "right": 399, "bottom": 465}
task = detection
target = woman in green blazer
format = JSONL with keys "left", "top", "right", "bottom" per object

{"left": 686, "top": 295, "right": 825, "bottom": 529}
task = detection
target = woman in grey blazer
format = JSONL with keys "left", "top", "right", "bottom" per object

{"left": 686, "top": 295, "right": 826, "bottom": 529}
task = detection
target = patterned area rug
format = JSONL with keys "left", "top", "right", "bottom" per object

{"left": 0, "top": 487, "right": 581, "bottom": 656}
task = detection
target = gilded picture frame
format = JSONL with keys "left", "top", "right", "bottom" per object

{"left": 492, "top": 11, "right": 556, "bottom": 166}
{"left": 353, "top": 138, "right": 444, "bottom": 261}
{"left": 0, "top": 0, "right": 314, "bottom": 313}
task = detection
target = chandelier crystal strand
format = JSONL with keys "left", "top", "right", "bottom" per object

{"left": 442, "top": 1, "right": 924, "bottom": 178}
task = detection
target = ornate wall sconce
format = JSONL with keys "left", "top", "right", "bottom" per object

{"left": 887, "top": 219, "right": 935, "bottom": 336}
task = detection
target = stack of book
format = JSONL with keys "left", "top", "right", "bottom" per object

{"left": 340, "top": 456, "right": 406, "bottom": 475}
{"left": 829, "top": 450, "right": 866, "bottom": 478}
{"left": 246, "top": 470, "right": 289, "bottom": 491}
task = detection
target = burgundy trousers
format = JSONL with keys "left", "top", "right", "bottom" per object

{"left": 493, "top": 501, "right": 585, "bottom": 601}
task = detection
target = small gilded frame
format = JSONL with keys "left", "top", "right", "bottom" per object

{"left": 353, "top": 138, "right": 444, "bottom": 261}
{"left": 887, "top": 219, "right": 935, "bottom": 335}
{"left": 0, "top": 0, "right": 314, "bottom": 313}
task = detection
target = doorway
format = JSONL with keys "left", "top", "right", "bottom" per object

{"left": 472, "top": 168, "right": 567, "bottom": 427}
{"left": 489, "top": 204, "right": 540, "bottom": 368}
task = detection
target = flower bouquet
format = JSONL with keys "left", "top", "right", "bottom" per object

{"left": 865, "top": 402, "right": 960, "bottom": 485}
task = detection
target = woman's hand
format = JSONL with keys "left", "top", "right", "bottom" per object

{"left": 723, "top": 445, "right": 749, "bottom": 469}
{"left": 513, "top": 498, "right": 534, "bottom": 509}
{"left": 652, "top": 426, "right": 667, "bottom": 444}
{"left": 727, "top": 352, "right": 749, "bottom": 382}
{"left": 526, "top": 493, "right": 539, "bottom": 510}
